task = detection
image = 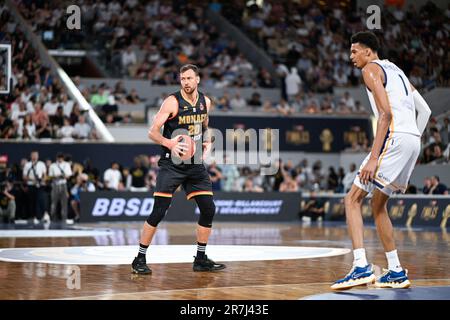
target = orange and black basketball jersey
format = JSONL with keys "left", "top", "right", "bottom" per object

{"left": 161, "top": 90, "right": 208, "bottom": 159}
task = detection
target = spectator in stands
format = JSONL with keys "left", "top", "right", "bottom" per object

{"left": 432, "top": 145, "right": 444, "bottom": 163}
{"left": 258, "top": 68, "right": 276, "bottom": 88}
{"left": 208, "top": 161, "right": 223, "bottom": 191}
{"left": 121, "top": 46, "right": 137, "bottom": 76}
{"left": 129, "top": 157, "right": 149, "bottom": 192}
{"left": 73, "top": 114, "right": 92, "bottom": 140}
{"left": 10, "top": 100, "right": 28, "bottom": 123}
{"left": 126, "top": 88, "right": 142, "bottom": 104}
{"left": 242, "top": 177, "right": 264, "bottom": 192}
{"left": 69, "top": 103, "right": 81, "bottom": 125}
{"left": 276, "top": 99, "right": 293, "bottom": 116}
{"left": 354, "top": 100, "right": 368, "bottom": 114}
{"left": 217, "top": 92, "right": 231, "bottom": 111}
{"left": 229, "top": 91, "right": 247, "bottom": 109}
{"left": 327, "top": 167, "right": 339, "bottom": 191}
{"left": 57, "top": 117, "right": 75, "bottom": 142}
{"left": 103, "top": 162, "right": 123, "bottom": 191}
{"left": 22, "top": 151, "right": 47, "bottom": 224}
{"left": 0, "top": 181, "right": 16, "bottom": 223}
{"left": 291, "top": 93, "right": 306, "bottom": 113}
{"left": 421, "top": 146, "right": 434, "bottom": 164}
{"left": 60, "top": 93, "right": 74, "bottom": 117}
{"left": 43, "top": 95, "right": 60, "bottom": 116}
{"left": 428, "top": 175, "right": 449, "bottom": 195}
{"left": 262, "top": 100, "right": 275, "bottom": 113}
{"left": 333, "top": 68, "right": 348, "bottom": 87}
{"left": 31, "top": 102, "right": 49, "bottom": 129}
{"left": 320, "top": 94, "right": 335, "bottom": 113}
{"left": 272, "top": 159, "right": 285, "bottom": 191}
{"left": 422, "top": 177, "right": 432, "bottom": 195}
{"left": 279, "top": 172, "right": 299, "bottom": 192}
{"left": 342, "top": 163, "right": 358, "bottom": 193}
{"left": 48, "top": 152, "right": 72, "bottom": 222}
{"left": 247, "top": 92, "right": 262, "bottom": 108}
{"left": 70, "top": 173, "right": 96, "bottom": 222}
{"left": 340, "top": 91, "right": 355, "bottom": 111}
{"left": 303, "top": 93, "right": 320, "bottom": 114}
{"left": 50, "top": 106, "right": 65, "bottom": 130}
{"left": 36, "top": 119, "right": 53, "bottom": 139}
{"left": 285, "top": 67, "right": 302, "bottom": 103}
{"left": 219, "top": 155, "right": 240, "bottom": 192}
{"left": 20, "top": 114, "right": 36, "bottom": 140}
{"left": 298, "top": 190, "right": 325, "bottom": 222}
{"left": 405, "top": 184, "right": 418, "bottom": 194}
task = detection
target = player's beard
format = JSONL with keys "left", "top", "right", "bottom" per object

{"left": 183, "top": 86, "right": 196, "bottom": 94}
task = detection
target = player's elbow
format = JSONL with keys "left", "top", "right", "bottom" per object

{"left": 380, "top": 110, "right": 392, "bottom": 122}
{"left": 148, "top": 129, "right": 155, "bottom": 142}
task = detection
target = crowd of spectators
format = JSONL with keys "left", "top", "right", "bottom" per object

{"left": 220, "top": 0, "right": 449, "bottom": 92}
{"left": 74, "top": 78, "right": 147, "bottom": 123}
{"left": 420, "top": 115, "right": 450, "bottom": 164}
{"left": 211, "top": 89, "right": 369, "bottom": 116}
{"left": 1, "top": 148, "right": 448, "bottom": 224}
{"left": 18, "top": 0, "right": 268, "bottom": 88}
{"left": 0, "top": 7, "right": 98, "bottom": 141}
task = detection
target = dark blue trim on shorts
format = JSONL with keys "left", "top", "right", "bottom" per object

{"left": 379, "top": 128, "right": 390, "bottom": 156}
{"left": 372, "top": 179, "right": 385, "bottom": 189}
{"left": 356, "top": 172, "right": 385, "bottom": 189}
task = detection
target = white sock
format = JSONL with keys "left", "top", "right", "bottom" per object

{"left": 386, "top": 249, "right": 402, "bottom": 272}
{"left": 353, "top": 248, "right": 368, "bottom": 267}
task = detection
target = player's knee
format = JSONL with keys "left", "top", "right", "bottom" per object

{"left": 146, "top": 196, "right": 172, "bottom": 227}
{"left": 345, "top": 190, "right": 364, "bottom": 207}
{"left": 370, "top": 195, "right": 387, "bottom": 214}
{"left": 196, "top": 195, "right": 216, "bottom": 228}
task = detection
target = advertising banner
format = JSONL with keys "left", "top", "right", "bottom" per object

{"left": 80, "top": 191, "right": 302, "bottom": 222}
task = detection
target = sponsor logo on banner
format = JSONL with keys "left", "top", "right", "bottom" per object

{"left": 421, "top": 200, "right": 439, "bottom": 221}
{"left": 389, "top": 200, "right": 405, "bottom": 220}
{"left": 91, "top": 198, "right": 155, "bottom": 217}
{"left": 195, "top": 200, "right": 284, "bottom": 215}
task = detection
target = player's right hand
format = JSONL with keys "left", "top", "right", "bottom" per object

{"left": 167, "top": 135, "right": 188, "bottom": 156}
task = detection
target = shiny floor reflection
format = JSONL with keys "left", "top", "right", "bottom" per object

{"left": 0, "top": 221, "right": 449, "bottom": 300}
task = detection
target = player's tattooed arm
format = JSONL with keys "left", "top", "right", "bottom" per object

{"left": 148, "top": 95, "right": 186, "bottom": 152}
{"left": 203, "top": 96, "right": 212, "bottom": 142}
{"left": 360, "top": 63, "right": 392, "bottom": 184}
{"left": 202, "top": 96, "right": 213, "bottom": 159}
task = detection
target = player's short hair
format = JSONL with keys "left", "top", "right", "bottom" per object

{"left": 180, "top": 64, "right": 199, "bottom": 76}
{"left": 351, "top": 31, "right": 380, "bottom": 53}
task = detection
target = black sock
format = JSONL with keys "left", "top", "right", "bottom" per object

{"left": 196, "top": 242, "right": 207, "bottom": 259}
{"left": 138, "top": 243, "right": 149, "bottom": 258}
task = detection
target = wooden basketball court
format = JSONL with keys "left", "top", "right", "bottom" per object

{"left": 0, "top": 221, "right": 449, "bottom": 300}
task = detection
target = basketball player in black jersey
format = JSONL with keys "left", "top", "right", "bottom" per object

{"left": 131, "top": 64, "right": 225, "bottom": 274}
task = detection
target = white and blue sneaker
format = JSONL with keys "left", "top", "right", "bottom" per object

{"left": 331, "top": 264, "right": 376, "bottom": 290}
{"left": 375, "top": 269, "right": 411, "bottom": 289}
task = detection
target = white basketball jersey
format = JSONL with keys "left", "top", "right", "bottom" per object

{"left": 365, "top": 59, "right": 420, "bottom": 136}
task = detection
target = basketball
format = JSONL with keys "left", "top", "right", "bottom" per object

{"left": 172, "top": 135, "right": 196, "bottom": 160}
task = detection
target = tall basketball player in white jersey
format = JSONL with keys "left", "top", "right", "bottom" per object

{"left": 331, "top": 32, "right": 431, "bottom": 290}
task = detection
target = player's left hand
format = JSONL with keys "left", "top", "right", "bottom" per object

{"left": 359, "top": 158, "right": 378, "bottom": 185}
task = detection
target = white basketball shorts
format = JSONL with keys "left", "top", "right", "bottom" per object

{"left": 354, "top": 132, "right": 421, "bottom": 196}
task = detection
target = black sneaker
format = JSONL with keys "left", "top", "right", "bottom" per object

{"left": 193, "top": 255, "right": 226, "bottom": 272}
{"left": 131, "top": 256, "right": 152, "bottom": 274}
